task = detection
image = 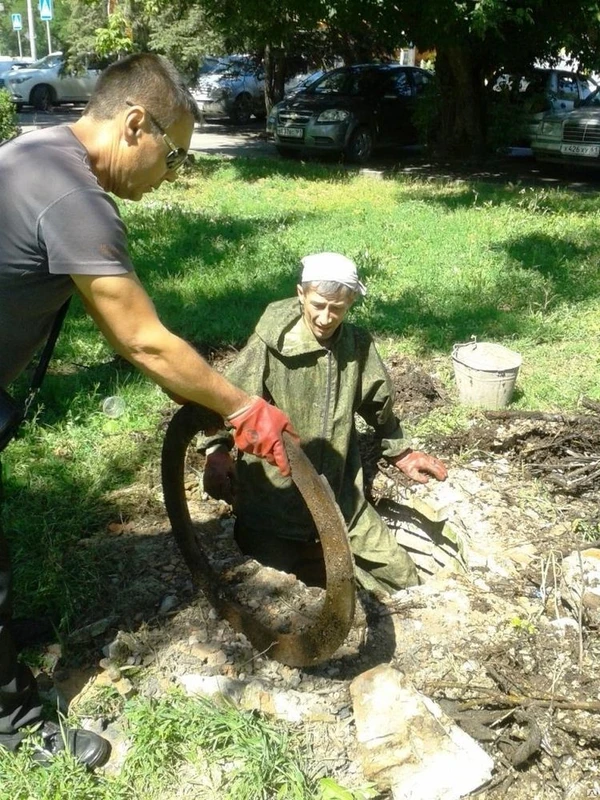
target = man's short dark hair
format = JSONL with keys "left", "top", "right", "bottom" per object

{"left": 84, "top": 53, "right": 201, "bottom": 127}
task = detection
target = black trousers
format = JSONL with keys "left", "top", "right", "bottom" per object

{"left": 0, "top": 461, "right": 43, "bottom": 749}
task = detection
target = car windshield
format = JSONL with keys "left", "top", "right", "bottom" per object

{"left": 30, "top": 53, "right": 62, "bottom": 70}
{"left": 581, "top": 87, "right": 600, "bottom": 107}
{"left": 199, "top": 57, "right": 253, "bottom": 77}
{"left": 307, "top": 67, "right": 388, "bottom": 97}
{"left": 492, "top": 70, "right": 548, "bottom": 98}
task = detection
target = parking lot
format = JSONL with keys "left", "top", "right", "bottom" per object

{"left": 15, "top": 106, "right": 600, "bottom": 191}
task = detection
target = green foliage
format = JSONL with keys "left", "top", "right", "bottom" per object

{"left": 95, "top": 10, "right": 134, "bottom": 58}
{"left": 146, "top": 3, "right": 225, "bottom": 79}
{"left": 0, "top": 89, "right": 19, "bottom": 142}
{"left": 318, "top": 777, "right": 379, "bottom": 799}
{"left": 510, "top": 616, "right": 537, "bottom": 635}
{"left": 486, "top": 92, "right": 531, "bottom": 153}
{"left": 411, "top": 74, "right": 441, "bottom": 151}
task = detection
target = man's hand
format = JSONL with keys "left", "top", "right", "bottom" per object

{"left": 203, "top": 450, "right": 236, "bottom": 504}
{"left": 227, "top": 397, "right": 298, "bottom": 477}
{"left": 392, "top": 449, "right": 448, "bottom": 485}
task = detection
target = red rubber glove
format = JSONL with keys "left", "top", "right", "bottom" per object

{"left": 203, "top": 450, "right": 237, "bottom": 504}
{"left": 227, "top": 397, "right": 298, "bottom": 476}
{"left": 393, "top": 449, "right": 448, "bottom": 485}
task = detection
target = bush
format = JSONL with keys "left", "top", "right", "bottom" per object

{"left": 0, "top": 89, "right": 19, "bottom": 143}
{"left": 486, "top": 84, "right": 533, "bottom": 153}
{"left": 412, "top": 76, "right": 441, "bottom": 152}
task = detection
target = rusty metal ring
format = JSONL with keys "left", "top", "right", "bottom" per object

{"left": 161, "top": 403, "right": 356, "bottom": 667}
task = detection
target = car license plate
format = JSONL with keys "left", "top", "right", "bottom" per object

{"left": 560, "top": 143, "right": 600, "bottom": 157}
{"left": 277, "top": 125, "right": 303, "bottom": 139}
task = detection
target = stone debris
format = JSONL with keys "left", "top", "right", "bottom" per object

{"left": 178, "top": 671, "right": 341, "bottom": 724}
{"left": 560, "top": 548, "right": 600, "bottom": 626}
{"left": 158, "top": 594, "right": 179, "bottom": 615}
{"left": 179, "top": 673, "right": 246, "bottom": 701}
{"left": 349, "top": 664, "right": 494, "bottom": 800}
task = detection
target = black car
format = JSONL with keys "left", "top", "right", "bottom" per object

{"left": 267, "top": 63, "right": 433, "bottom": 163}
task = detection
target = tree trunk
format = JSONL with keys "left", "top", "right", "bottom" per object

{"left": 264, "top": 43, "right": 287, "bottom": 114}
{"left": 434, "top": 44, "right": 486, "bottom": 158}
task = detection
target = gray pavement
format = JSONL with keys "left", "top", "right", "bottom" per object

{"left": 17, "top": 106, "right": 275, "bottom": 158}
{"left": 15, "top": 106, "right": 600, "bottom": 190}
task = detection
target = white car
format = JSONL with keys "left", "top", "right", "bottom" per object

{"left": 489, "top": 67, "right": 597, "bottom": 144}
{"left": 191, "top": 56, "right": 266, "bottom": 124}
{"left": 0, "top": 57, "right": 33, "bottom": 79}
{"left": 2, "top": 52, "right": 104, "bottom": 111}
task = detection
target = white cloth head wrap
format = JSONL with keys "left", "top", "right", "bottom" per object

{"left": 300, "top": 252, "right": 367, "bottom": 296}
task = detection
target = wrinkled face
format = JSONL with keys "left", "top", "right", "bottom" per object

{"left": 297, "top": 285, "right": 354, "bottom": 343}
{"left": 116, "top": 108, "right": 194, "bottom": 201}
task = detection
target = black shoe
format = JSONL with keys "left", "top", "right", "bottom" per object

{"left": 31, "top": 721, "right": 111, "bottom": 769}
{"left": 11, "top": 617, "right": 57, "bottom": 650}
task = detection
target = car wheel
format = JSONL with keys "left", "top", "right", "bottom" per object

{"left": 345, "top": 126, "right": 373, "bottom": 164}
{"left": 229, "top": 93, "right": 253, "bottom": 125}
{"left": 30, "top": 84, "right": 54, "bottom": 112}
{"left": 276, "top": 146, "right": 301, "bottom": 159}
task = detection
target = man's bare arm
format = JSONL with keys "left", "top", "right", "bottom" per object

{"left": 71, "top": 272, "right": 248, "bottom": 417}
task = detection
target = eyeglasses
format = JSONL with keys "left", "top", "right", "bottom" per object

{"left": 126, "top": 100, "right": 188, "bottom": 172}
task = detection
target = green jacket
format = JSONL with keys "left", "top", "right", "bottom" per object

{"left": 214, "top": 297, "right": 406, "bottom": 542}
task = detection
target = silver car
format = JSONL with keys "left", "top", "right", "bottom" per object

{"left": 3, "top": 52, "right": 104, "bottom": 111}
{"left": 532, "top": 88, "right": 600, "bottom": 167}
{"left": 191, "top": 56, "right": 265, "bottom": 125}
{"left": 490, "top": 67, "right": 597, "bottom": 144}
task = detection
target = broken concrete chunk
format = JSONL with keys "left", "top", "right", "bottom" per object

{"left": 561, "top": 548, "right": 600, "bottom": 626}
{"left": 350, "top": 664, "right": 494, "bottom": 800}
{"left": 179, "top": 673, "right": 246, "bottom": 702}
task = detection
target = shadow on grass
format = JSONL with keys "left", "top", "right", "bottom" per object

{"left": 192, "top": 152, "right": 353, "bottom": 184}
{"left": 362, "top": 231, "right": 600, "bottom": 351}
{"left": 120, "top": 203, "right": 323, "bottom": 345}
{"left": 4, "top": 426, "right": 225, "bottom": 659}
{"left": 387, "top": 174, "right": 600, "bottom": 216}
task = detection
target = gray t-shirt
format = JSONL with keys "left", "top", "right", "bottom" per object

{"left": 0, "top": 125, "right": 134, "bottom": 388}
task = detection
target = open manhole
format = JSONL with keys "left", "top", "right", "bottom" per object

{"left": 162, "top": 405, "right": 465, "bottom": 667}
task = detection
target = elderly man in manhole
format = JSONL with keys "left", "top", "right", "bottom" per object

{"left": 203, "top": 253, "right": 448, "bottom": 595}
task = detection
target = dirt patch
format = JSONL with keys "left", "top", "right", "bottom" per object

{"left": 37, "top": 356, "right": 600, "bottom": 799}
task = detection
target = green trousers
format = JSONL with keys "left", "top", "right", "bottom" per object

{"left": 235, "top": 500, "right": 418, "bottom": 596}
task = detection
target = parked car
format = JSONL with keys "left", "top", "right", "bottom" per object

{"left": 531, "top": 88, "right": 600, "bottom": 168}
{"left": 0, "top": 57, "right": 33, "bottom": 80}
{"left": 191, "top": 56, "right": 265, "bottom": 124}
{"left": 2, "top": 52, "right": 106, "bottom": 111}
{"left": 283, "top": 70, "right": 325, "bottom": 98}
{"left": 489, "top": 67, "right": 597, "bottom": 144}
{"left": 267, "top": 63, "right": 433, "bottom": 163}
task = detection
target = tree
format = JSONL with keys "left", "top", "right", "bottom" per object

{"left": 376, "top": 0, "right": 600, "bottom": 156}
{"left": 145, "top": 1, "right": 225, "bottom": 80}
{"left": 200, "top": 0, "right": 331, "bottom": 110}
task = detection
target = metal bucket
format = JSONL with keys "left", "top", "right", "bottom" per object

{"left": 452, "top": 340, "right": 522, "bottom": 409}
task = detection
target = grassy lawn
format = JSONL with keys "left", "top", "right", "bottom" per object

{"left": 2, "top": 154, "right": 599, "bottom": 798}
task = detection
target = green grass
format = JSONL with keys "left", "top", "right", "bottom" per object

{"left": 2, "top": 153, "right": 600, "bottom": 797}
{"left": 0, "top": 691, "right": 324, "bottom": 799}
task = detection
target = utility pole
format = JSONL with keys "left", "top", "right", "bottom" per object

{"left": 26, "top": 0, "right": 37, "bottom": 60}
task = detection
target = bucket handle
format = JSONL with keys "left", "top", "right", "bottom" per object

{"left": 452, "top": 335, "right": 477, "bottom": 359}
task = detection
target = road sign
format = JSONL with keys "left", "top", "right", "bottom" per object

{"left": 11, "top": 13, "right": 22, "bottom": 31}
{"left": 39, "top": 0, "right": 52, "bottom": 21}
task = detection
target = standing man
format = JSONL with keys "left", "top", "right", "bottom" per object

{"left": 0, "top": 53, "right": 295, "bottom": 767}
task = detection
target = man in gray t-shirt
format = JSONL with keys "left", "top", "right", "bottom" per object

{"left": 0, "top": 125, "right": 133, "bottom": 387}
{"left": 0, "top": 53, "right": 296, "bottom": 769}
